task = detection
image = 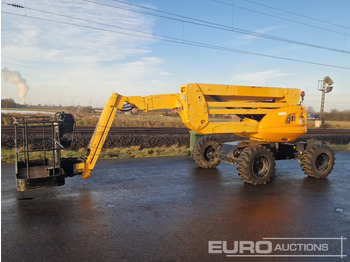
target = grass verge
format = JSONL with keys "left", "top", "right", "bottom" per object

{"left": 2, "top": 142, "right": 349, "bottom": 165}
{"left": 1, "top": 146, "right": 190, "bottom": 164}
{"left": 305, "top": 139, "right": 350, "bottom": 150}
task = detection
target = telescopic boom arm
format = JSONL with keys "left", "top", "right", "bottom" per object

{"left": 75, "top": 93, "right": 181, "bottom": 178}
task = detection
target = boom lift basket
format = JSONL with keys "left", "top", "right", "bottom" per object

{"left": 14, "top": 113, "right": 76, "bottom": 191}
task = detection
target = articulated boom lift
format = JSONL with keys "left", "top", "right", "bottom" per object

{"left": 14, "top": 84, "right": 334, "bottom": 191}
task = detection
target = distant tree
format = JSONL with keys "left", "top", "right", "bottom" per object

{"left": 306, "top": 106, "right": 315, "bottom": 114}
{"left": 64, "top": 106, "right": 77, "bottom": 113}
{"left": 78, "top": 106, "right": 94, "bottom": 114}
{"left": 324, "top": 109, "right": 350, "bottom": 121}
{"left": 1, "top": 98, "right": 17, "bottom": 108}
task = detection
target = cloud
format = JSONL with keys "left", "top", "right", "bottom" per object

{"left": 236, "top": 24, "right": 290, "bottom": 46}
{"left": 2, "top": 0, "right": 171, "bottom": 105}
{"left": 2, "top": 0, "right": 157, "bottom": 65}
{"left": 22, "top": 56, "right": 171, "bottom": 106}
{"left": 230, "top": 69, "right": 298, "bottom": 86}
{"left": 58, "top": 57, "right": 169, "bottom": 88}
{"left": 242, "top": 25, "right": 287, "bottom": 39}
{"left": 116, "top": 57, "right": 170, "bottom": 79}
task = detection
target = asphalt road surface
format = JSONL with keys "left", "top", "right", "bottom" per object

{"left": 2, "top": 152, "right": 350, "bottom": 262}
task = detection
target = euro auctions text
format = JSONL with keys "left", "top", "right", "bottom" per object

{"left": 208, "top": 237, "right": 347, "bottom": 258}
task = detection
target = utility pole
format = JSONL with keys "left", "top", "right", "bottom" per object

{"left": 89, "top": 98, "right": 92, "bottom": 107}
{"left": 318, "top": 76, "right": 334, "bottom": 127}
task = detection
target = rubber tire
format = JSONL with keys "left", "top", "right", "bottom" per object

{"left": 192, "top": 136, "right": 220, "bottom": 168}
{"left": 301, "top": 145, "right": 335, "bottom": 178}
{"left": 237, "top": 146, "right": 275, "bottom": 185}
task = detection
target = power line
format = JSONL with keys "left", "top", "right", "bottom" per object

{"left": 6, "top": 3, "right": 23, "bottom": 8}
{"left": 2, "top": 10, "right": 350, "bottom": 70}
{"left": 4, "top": 1, "right": 348, "bottom": 54}
{"left": 2, "top": 3, "right": 191, "bottom": 45}
{"left": 23, "top": 5, "right": 171, "bottom": 40}
{"left": 242, "top": 0, "right": 348, "bottom": 30}
{"left": 212, "top": 0, "right": 350, "bottom": 36}
{"left": 80, "top": 0, "right": 350, "bottom": 54}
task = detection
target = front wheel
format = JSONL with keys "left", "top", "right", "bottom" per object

{"left": 192, "top": 136, "right": 220, "bottom": 168}
{"left": 301, "top": 145, "right": 335, "bottom": 178}
{"left": 237, "top": 147, "right": 275, "bottom": 185}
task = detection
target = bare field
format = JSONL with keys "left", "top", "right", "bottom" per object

{"left": 307, "top": 119, "right": 350, "bottom": 129}
{"left": 324, "top": 120, "right": 350, "bottom": 129}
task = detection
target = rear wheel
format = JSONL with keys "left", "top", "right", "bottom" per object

{"left": 237, "top": 147, "right": 275, "bottom": 185}
{"left": 301, "top": 145, "right": 334, "bottom": 178}
{"left": 192, "top": 136, "right": 220, "bottom": 168}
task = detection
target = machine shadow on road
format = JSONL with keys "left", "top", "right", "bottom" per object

{"left": 190, "top": 167, "right": 222, "bottom": 182}
{"left": 301, "top": 177, "right": 331, "bottom": 193}
{"left": 15, "top": 189, "right": 97, "bottom": 225}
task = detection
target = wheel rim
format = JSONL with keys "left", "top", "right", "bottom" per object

{"left": 316, "top": 153, "right": 330, "bottom": 171}
{"left": 203, "top": 145, "right": 216, "bottom": 162}
{"left": 252, "top": 156, "right": 270, "bottom": 177}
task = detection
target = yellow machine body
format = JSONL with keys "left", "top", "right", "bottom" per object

{"left": 251, "top": 106, "right": 307, "bottom": 142}
{"left": 76, "top": 83, "right": 307, "bottom": 178}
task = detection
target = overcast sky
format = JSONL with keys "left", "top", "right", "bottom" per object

{"left": 2, "top": 0, "right": 350, "bottom": 110}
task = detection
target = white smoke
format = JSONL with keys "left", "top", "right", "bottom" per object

{"left": 2, "top": 67, "right": 30, "bottom": 105}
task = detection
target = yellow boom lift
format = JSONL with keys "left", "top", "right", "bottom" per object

{"left": 14, "top": 83, "right": 335, "bottom": 191}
